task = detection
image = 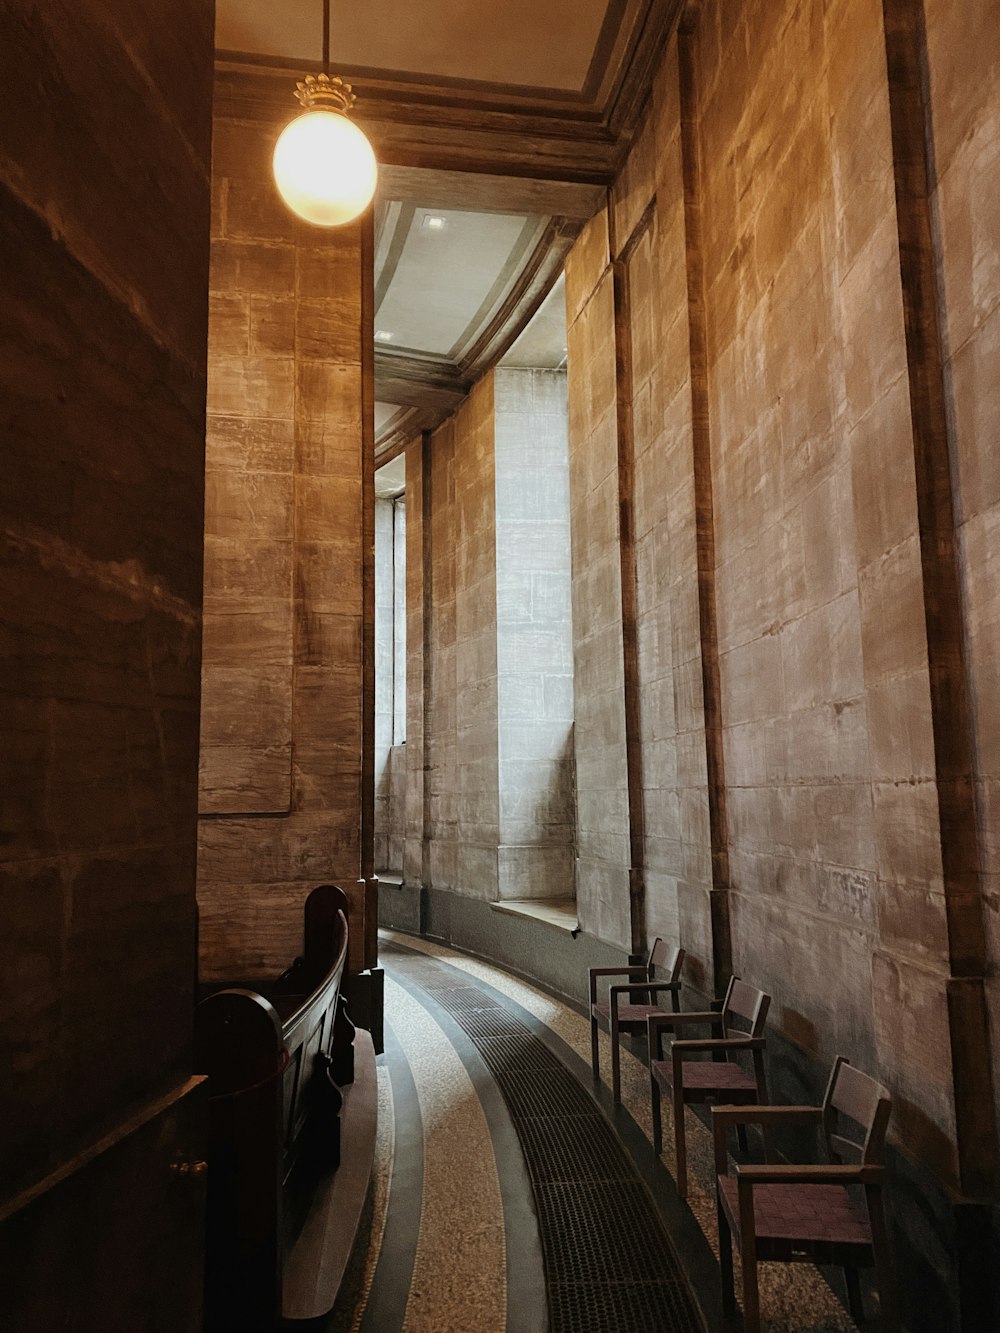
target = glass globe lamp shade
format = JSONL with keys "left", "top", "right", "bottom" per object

{"left": 272, "top": 108, "right": 377, "bottom": 227}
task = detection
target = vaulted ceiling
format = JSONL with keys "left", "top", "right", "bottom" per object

{"left": 214, "top": 0, "right": 682, "bottom": 455}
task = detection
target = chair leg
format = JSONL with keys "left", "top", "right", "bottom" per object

{"left": 590, "top": 1012, "right": 599, "bottom": 1081}
{"left": 844, "top": 1268, "right": 865, "bottom": 1326}
{"left": 611, "top": 1019, "right": 622, "bottom": 1103}
{"left": 651, "top": 1071, "right": 662, "bottom": 1155}
{"left": 739, "top": 1222, "right": 761, "bottom": 1332}
{"left": 673, "top": 1084, "right": 688, "bottom": 1198}
{"left": 741, "top": 1251, "right": 761, "bottom": 1333}
{"left": 717, "top": 1198, "right": 736, "bottom": 1315}
{"left": 869, "top": 1191, "right": 899, "bottom": 1333}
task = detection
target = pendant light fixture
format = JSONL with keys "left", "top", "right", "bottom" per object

{"left": 272, "top": 0, "right": 377, "bottom": 227}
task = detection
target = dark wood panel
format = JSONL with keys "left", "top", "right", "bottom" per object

{"left": 0, "top": 1081, "right": 208, "bottom": 1332}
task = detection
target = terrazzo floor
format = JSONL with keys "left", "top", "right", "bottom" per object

{"left": 330, "top": 932, "right": 863, "bottom": 1333}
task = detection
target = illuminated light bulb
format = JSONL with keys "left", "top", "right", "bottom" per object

{"left": 272, "top": 75, "right": 378, "bottom": 228}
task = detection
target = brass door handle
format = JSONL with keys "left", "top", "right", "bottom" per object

{"left": 171, "top": 1159, "right": 208, "bottom": 1178}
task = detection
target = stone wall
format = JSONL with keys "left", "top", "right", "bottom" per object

{"left": 565, "top": 218, "right": 633, "bottom": 945}
{"left": 0, "top": 0, "right": 213, "bottom": 1318}
{"left": 558, "top": 0, "right": 999, "bottom": 1321}
{"left": 399, "top": 0, "right": 999, "bottom": 1320}
{"left": 924, "top": 0, "right": 1000, "bottom": 1168}
{"left": 375, "top": 496, "right": 406, "bottom": 874}
{"left": 419, "top": 379, "right": 501, "bottom": 897}
{"left": 1, "top": 0, "right": 211, "bottom": 1198}
{"left": 374, "top": 496, "right": 395, "bottom": 871}
{"left": 494, "top": 369, "right": 575, "bottom": 901}
{"left": 197, "top": 89, "right": 374, "bottom": 980}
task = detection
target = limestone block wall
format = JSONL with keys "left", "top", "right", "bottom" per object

{"left": 374, "top": 497, "right": 395, "bottom": 870}
{"left": 565, "top": 218, "right": 633, "bottom": 948}
{"left": 1, "top": 0, "right": 211, "bottom": 1193}
{"left": 0, "top": 0, "right": 212, "bottom": 1314}
{"left": 387, "top": 743, "right": 407, "bottom": 873}
{"left": 197, "top": 91, "right": 374, "bottom": 980}
{"left": 693, "top": 0, "right": 967, "bottom": 1188}
{"left": 393, "top": 2, "right": 997, "bottom": 1312}
{"left": 494, "top": 369, "right": 575, "bottom": 901}
{"left": 375, "top": 495, "right": 406, "bottom": 874}
{"left": 422, "top": 379, "right": 502, "bottom": 897}
{"left": 403, "top": 439, "right": 428, "bottom": 889}
{"left": 629, "top": 68, "right": 717, "bottom": 988}
{"left": 924, "top": 0, "right": 1000, "bottom": 1166}
{"left": 556, "top": 0, "right": 999, "bottom": 1318}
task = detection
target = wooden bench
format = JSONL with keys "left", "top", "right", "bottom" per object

{"left": 195, "top": 884, "right": 356, "bottom": 1332}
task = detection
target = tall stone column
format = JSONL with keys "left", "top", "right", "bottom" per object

{"left": 197, "top": 91, "right": 375, "bottom": 982}
{"left": 494, "top": 368, "right": 575, "bottom": 901}
{"left": 565, "top": 213, "right": 635, "bottom": 950}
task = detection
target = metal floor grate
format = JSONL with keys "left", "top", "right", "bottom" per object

{"left": 547, "top": 1280, "right": 701, "bottom": 1332}
{"left": 428, "top": 982, "right": 703, "bottom": 1332}
{"left": 517, "top": 1115, "right": 635, "bottom": 1184}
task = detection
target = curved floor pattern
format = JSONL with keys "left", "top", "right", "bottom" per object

{"left": 333, "top": 932, "right": 859, "bottom": 1333}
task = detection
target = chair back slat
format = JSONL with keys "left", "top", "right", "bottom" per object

{"left": 722, "top": 978, "right": 770, "bottom": 1037}
{"left": 649, "top": 938, "right": 684, "bottom": 980}
{"left": 823, "top": 1056, "right": 892, "bottom": 1164}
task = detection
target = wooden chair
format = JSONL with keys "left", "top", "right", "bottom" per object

{"left": 648, "top": 976, "right": 770, "bottom": 1198}
{"left": 589, "top": 939, "right": 685, "bottom": 1102}
{"left": 712, "top": 1055, "right": 897, "bottom": 1332}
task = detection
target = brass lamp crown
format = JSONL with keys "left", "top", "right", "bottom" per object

{"left": 294, "top": 73, "right": 356, "bottom": 114}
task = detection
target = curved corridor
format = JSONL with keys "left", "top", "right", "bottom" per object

{"left": 333, "top": 934, "right": 858, "bottom": 1333}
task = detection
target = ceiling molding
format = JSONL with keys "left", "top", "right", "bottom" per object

{"left": 214, "top": 0, "right": 683, "bottom": 184}
{"left": 375, "top": 410, "right": 431, "bottom": 465}
{"left": 605, "top": 0, "right": 682, "bottom": 138}
{"left": 376, "top": 166, "right": 604, "bottom": 223}
{"left": 216, "top": 0, "right": 643, "bottom": 114}
{"left": 215, "top": 0, "right": 684, "bottom": 471}
{"left": 457, "top": 218, "right": 577, "bottom": 380}
{"left": 213, "top": 66, "right": 617, "bottom": 182}
{"left": 374, "top": 350, "right": 470, "bottom": 412}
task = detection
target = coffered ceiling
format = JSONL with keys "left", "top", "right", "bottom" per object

{"left": 214, "top": 0, "right": 682, "bottom": 458}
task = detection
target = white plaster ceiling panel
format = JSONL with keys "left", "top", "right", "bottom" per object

{"left": 216, "top": 0, "right": 613, "bottom": 92}
{"left": 375, "top": 400, "right": 402, "bottom": 434}
{"left": 374, "top": 206, "right": 547, "bottom": 359}
{"left": 374, "top": 452, "right": 406, "bottom": 498}
{"left": 501, "top": 272, "right": 567, "bottom": 369}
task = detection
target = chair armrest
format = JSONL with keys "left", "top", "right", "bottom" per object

{"left": 608, "top": 980, "right": 681, "bottom": 993}
{"left": 711, "top": 1104, "right": 821, "bottom": 1126}
{"left": 711, "top": 1104, "right": 822, "bottom": 1174}
{"left": 649, "top": 1009, "right": 721, "bottom": 1028}
{"left": 670, "top": 1037, "right": 766, "bottom": 1054}
{"left": 648, "top": 1010, "right": 722, "bottom": 1058}
{"left": 588, "top": 965, "right": 649, "bottom": 1003}
{"left": 609, "top": 981, "right": 682, "bottom": 1011}
{"left": 735, "top": 1163, "right": 885, "bottom": 1187}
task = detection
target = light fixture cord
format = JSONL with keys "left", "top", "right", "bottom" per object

{"left": 322, "top": 0, "right": 331, "bottom": 74}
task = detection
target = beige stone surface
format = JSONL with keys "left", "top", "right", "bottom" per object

{"left": 197, "top": 92, "right": 370, "bottom": 979}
